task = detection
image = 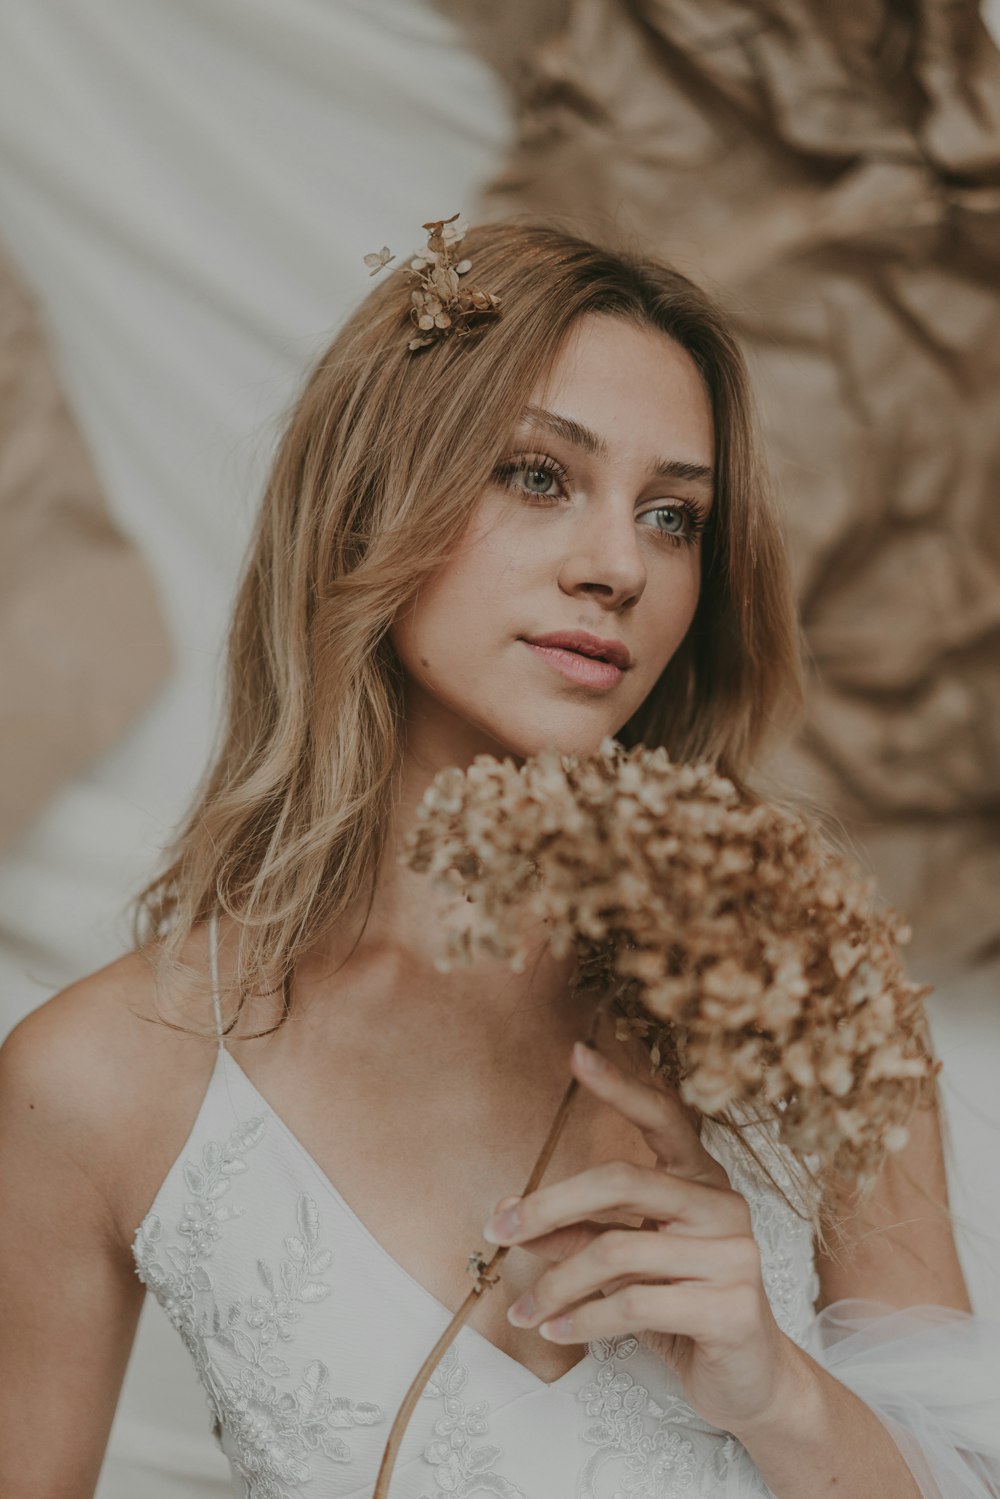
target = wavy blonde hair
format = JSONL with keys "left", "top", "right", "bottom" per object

{"left": 136, "top": 218, "right": 804, "bottom": 1029}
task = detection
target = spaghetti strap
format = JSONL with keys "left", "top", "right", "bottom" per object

{"left": 208, "top": 909, "right": 225, "bottom": 1052}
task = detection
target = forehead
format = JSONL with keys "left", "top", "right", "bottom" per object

{"left": 519, "top": 314, "right": 715, "bottom": 475}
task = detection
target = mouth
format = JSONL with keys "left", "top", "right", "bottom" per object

{"left": 520, "top": 631, "right": 630, "bottom": 691}
{"left": 521, "top": 631, "right": 631, "bottom": 670}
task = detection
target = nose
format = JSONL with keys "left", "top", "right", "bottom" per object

{"left": 556, "top": 498, "right": 647, "bottom": 611}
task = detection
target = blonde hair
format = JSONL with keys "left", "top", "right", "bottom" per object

{"left": 136, "top": 218, "right": 804, "bottom": 1029}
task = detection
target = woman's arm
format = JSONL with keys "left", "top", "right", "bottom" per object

{"left": 728, "top": 1091, "right": 983, "bottom": 1499}
{"left": 728, "top": 1091, "right": 970, "bottom": 1497}
{"left": 0, "top": 989, "right": 145, "bottom": 1499}
{"left": 815, "top": 1087, "right": 971, "bottom": 1313}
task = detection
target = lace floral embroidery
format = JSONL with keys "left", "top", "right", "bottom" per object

{"left": 577, "top": 1140, "right": 816, "bottom": 1499}
{"left": 579, "top": 1337, "right": 698, "bottom": 1498}
{"left": 132, "top": 1112, "right": 383, "bottom": 1499}
{"left": 578, "top": 1338, "right": 769, "bottom": 1499}
{"left": 723, "top": 1143, "right": 820, "bottom": 1348}
{"left": 419, "top": 1344, "right": 525, "bottom": 1499}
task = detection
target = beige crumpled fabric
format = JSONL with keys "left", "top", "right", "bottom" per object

{"left": 440, "top": 0, "right": 1000, "bottom": 980}
{"left": 0, "top": 247, "right": 171, "bottom": 850}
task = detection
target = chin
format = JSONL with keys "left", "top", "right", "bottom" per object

{"left": 487, "top": 713, "right": 623, "bottom": 763}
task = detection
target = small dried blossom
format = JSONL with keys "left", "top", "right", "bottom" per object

{"left": 403, "top": 739, "right": 936, "bottom": 1185}
{"left": 363, "top": 212, "right": 501, "bottom": 351}
{"left": 363, "top": 245, "right": 395, "bottom": 276}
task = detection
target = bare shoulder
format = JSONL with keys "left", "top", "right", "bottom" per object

{"left": 0, "top": 946, "right": 224, "bottom": 1490}
{"left": 0, "top": 934, "right": 220, "bottom": 1248}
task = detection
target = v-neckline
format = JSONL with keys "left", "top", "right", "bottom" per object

{"left": 213, "top": 1045, "right": 594, "bottom": 1395}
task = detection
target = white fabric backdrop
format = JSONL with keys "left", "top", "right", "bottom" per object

{"left": 0, "top": 3, "right": 996, "bottom": 1495}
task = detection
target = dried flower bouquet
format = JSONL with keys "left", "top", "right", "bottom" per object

{"left": 372, "top": 738, "right": 935, "bottom": 1495}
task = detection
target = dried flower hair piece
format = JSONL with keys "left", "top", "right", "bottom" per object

{"left": 362, "top": 246, "right": 395, "bottom": 276}
{"left": 363, "top": 211, "right": 502, "bottom": 351}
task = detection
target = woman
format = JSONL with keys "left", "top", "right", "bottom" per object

{"left": 1, "top": 219, "right": 996, "bottom": 1499}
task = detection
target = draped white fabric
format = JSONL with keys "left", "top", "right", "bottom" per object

{"left": 0, "top": 3, "right": 998, "bottom": 1497}
{"left": 717, "top": 1299, "right": 1000, "bottom": 1498}
{"left": 810, "top": 1301, "right": 1000, "bottom": 1499}
{"left": 0, "top": 3, "right": 510, "bottom": 1493}
{"left": 0, "top": 0, "right": 511, "bottom": 1003}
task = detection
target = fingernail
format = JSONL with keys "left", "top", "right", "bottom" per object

{"left": 483, "top": 1204, "right": 523, "bottom": 1243}
{"left": 539, "top": 1314, "right": 574, "bottom": 1341}
{"left": 507, "top": 1292, "right": 537, "bottom": 1326}
{"left": 490, "top": 1194, "right": 523, "bottom": 1217}
{"left": 574, "top": 1041, "right": 605, "bottom": 1074}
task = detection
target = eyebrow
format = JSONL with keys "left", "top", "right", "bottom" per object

{"left": 520, "top": 404, "right": 714, "bottom": 490}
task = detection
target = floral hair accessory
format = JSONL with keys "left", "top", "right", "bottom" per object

{"left": 363, "top": 212, "right": 502, "bottom": 351}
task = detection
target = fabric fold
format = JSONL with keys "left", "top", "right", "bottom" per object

{"left": 810, "top": 1299, "right": 1000, "bottom": 1498}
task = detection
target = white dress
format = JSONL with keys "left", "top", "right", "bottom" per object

{"left": 130, "top": 923, "right": 1000, "bottom": 1499}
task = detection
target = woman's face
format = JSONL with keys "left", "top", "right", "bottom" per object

{"left": 391, "top": 313, "right": 715, "bottom": 765}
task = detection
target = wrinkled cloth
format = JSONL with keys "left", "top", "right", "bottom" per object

{"left": 0, "top": 247, "right": 171, "bottom": 848}
{"left": 462, "top": 0, "right": 1000, "bottom": 980}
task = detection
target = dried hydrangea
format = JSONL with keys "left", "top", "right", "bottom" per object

{"left": 403, "top": 738, "right": 936, "bottom": 1184}
{"left": 364, "top": 212, "right": 501, "bottom": 351}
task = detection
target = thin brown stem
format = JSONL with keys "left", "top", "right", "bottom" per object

{"left": 371, "top": 1039, "right": 592, "bottom": 1498}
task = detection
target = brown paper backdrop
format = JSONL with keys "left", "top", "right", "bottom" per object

{"left": 0, "top": 247, "right": 172, "bottom": 850}
{"left": 438, "top": 0, "right": 1000, "bottom": 984}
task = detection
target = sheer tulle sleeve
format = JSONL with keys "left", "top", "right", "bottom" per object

{"left": 807, "top": 1298, "right": 1000, "bottom": 1498}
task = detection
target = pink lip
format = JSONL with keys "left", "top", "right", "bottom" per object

{"left": 524, "top": 631, "right": 631, "bottom": 670}
{"left": 522, "top": 640, "right": 625, "bottom": 690}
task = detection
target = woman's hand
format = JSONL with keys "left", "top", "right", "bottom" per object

{"left": 482, "top": 1041, "right": 809, "bottom": 1437}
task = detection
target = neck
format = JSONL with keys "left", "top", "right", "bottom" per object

{"left": 309, "top": 719, "right": 577, "bottom": 1032}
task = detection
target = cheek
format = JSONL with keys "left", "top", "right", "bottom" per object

{"left": 391, "top": 536, "right": 517, "bottom": 678}
{"left": 654, "top": 544, "right": 701, "bottom": 608}
{"left": 634, "top": 562, "right": 702, "bottom": 683}
{"left": 671, "top": 563, "right": 702, "bottom": 631}
{"left": 406, "top": 513, "right": 533, "bottom": 645}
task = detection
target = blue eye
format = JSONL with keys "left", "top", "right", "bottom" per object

{"left": 492, "top": 456, "right": 708, "bottom": 549}
{"left": 639, "top": 501, "right": 706, "bottom": 548}
{"left": 493, "top": 456, "right": 567, "bottom": 500}
{"left": 521, "top": 466, "right": 558, "bottom": 495}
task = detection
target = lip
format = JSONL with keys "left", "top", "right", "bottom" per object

{"left": 523, "top": 631, "right": 632, "bottom": 670}
{"left": 521, "top": 630, "right": 630, "bottom": 691}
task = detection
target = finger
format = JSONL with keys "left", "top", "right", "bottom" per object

{"left": 512, "top": 1218, "right": 641, "bottom": 1264}
{"left": 507, "top": 1231, "right": 759, "bottom": 1330}
{"left": 572, "top": 1042, "right": 730, "bottom": 1188}
{"left": 483, "top": 1160, "right": 750, "bottom": 1247}
{"left": 535, "top": 1281, "right": 754, "bottom": 1348}
{"left": 488, "top": 1197, "right": 646, "bottom": 1263}
{"left": 490, "top": 1195, "right": 525, "bottom": 1216}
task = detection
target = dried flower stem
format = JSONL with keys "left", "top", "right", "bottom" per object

{"left": 372, "top": 1015, "right": 600, "bottom": 1498}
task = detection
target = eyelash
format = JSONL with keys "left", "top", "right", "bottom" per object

{"left": 492, "top": 454, "right": 708, "bottom": 549}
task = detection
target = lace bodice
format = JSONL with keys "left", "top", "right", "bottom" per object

{"left": 131, "top": 1033, "right": 820, "bottom": 1499}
